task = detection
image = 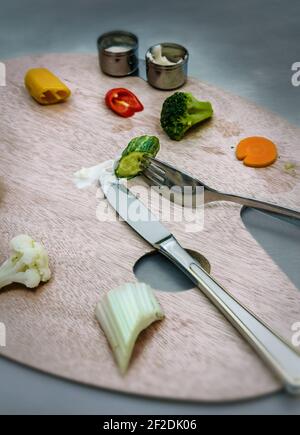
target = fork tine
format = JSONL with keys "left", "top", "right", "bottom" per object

{"left": 149, "top": 157, "right": 202, "bottom": 188}
{"left": 143, "top": 169, "right": 162, "bottom": 187}
{"left": 147, "top": 158, "right": 166, "bottom": 176}
{"left": 145, "top": 165, "right": 166, "bottom": 182}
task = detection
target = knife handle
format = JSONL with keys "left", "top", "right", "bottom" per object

{"left": 159, "top": 236, "right": 300, "bottom": 394}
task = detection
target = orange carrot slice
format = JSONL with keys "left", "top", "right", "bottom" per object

{"left": 236, "top": 136, "right": 278, "bottom": 168}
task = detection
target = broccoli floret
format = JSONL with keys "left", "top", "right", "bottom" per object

{"left": 0, "top": 235, "right": 51, "bottom": 289}
{"left": 160, "top": 92, "right": 213, "bottom": 141}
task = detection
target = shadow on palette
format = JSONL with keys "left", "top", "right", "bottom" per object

{"left": 241, "top": 207, "right": 300, "bottom": 290}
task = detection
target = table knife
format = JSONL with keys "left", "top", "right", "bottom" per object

{"left": 104, "top": 181, "right": 300, "bottom": 394}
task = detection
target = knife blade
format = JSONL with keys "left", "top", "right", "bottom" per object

{"left": 103, "top": 180, "right": 300, "bottom": 395}
{"left": 105, "top": 182, "right": 171, "bottom": 247}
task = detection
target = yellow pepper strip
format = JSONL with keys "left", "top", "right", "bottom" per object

{"left": 24, "top": 68, "right": 71, "bottom": 105}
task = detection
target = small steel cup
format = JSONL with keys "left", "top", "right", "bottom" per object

{"left": 97, "top": 31, "right": 139, "bottom": 77}
{"left": 146, "top": 43, "right": 189, "bottom": 90}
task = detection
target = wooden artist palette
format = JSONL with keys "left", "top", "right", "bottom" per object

{"left": 0, "top": 54, "right": 299, "bottom": 401}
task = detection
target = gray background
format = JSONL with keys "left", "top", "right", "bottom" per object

{"left": 0, "top": 0, "right": 300, "bottom": 415}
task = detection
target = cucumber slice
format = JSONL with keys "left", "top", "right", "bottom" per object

{"left": 115, "top": 135, "right": 160, "bottom": 179}
{"left": 115, "top": 152, "right": 147, "bottom": 178}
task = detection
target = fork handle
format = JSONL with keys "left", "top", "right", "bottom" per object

{"left": 159, "top": 236, "right": 300, "bottom": 394}
{"left": 212, "top": 190, "right": 300, "bottom": 220}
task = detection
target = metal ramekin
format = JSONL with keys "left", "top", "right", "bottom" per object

{"left": 146, "top": 43, "right": 189, "bottom": 90}
{"left": 97, "top": 31, "right": 139, "bottom": 77}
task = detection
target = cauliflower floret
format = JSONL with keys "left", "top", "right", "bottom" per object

{"left": 0, "top": 234, "right": 51, "bottom": 289}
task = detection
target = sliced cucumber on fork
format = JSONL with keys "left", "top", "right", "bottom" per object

{"left": 115, "top": 135, "right": 160, "bottom": 179}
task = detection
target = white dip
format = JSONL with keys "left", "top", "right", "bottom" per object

{"left": 147, "top": 45, "right": 182, "bottom": 66}
{"left": 73, "top": 160, "right": 124, "bottom": 195}
{"left": 105, "top": 45, "right": 132, "bottom": 53}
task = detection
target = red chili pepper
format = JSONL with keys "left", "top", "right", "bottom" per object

{"left": 105, "top": 88, "right": 144, "bottom": 118}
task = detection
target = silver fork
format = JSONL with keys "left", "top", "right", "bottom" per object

{"left": 143, "top": 158, "right": 300, "bottom": 219}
